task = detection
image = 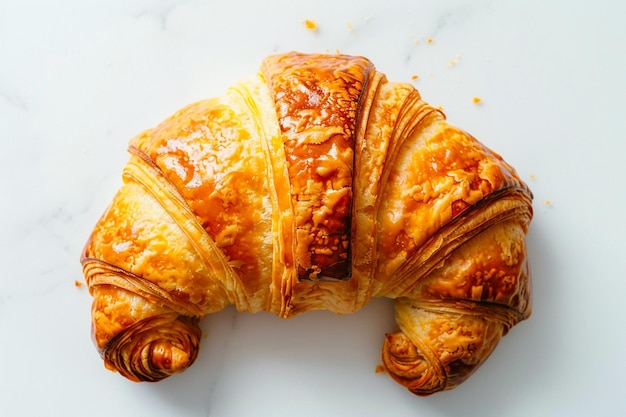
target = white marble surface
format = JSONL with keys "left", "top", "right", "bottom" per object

{"left": 1, "top": 0, "right": 625, "bottom": 416}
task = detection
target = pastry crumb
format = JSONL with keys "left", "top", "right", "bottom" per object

{"left": 472, "top": 96, "right": 482, "bottom": 104}
{"left": 427, "top": 37, "right": 433, "bottom": 44}
{"left": 75, "top": 280, "right": 83, "bottom": 287}
{"left": 544, "top": 199, "right": 552, "bottom": 206}
{"left": 303, "top": 19, "right": 318, "bottom": 31}
{"left": 529, "top": 173, "right": 536, "bottom": 180}
{"left": 411, "top": 74, "right": 419, "bottom": 81}
{"left": 448, "top": 54, "right": 461, "bottom": 66}
{"left": 347, "top": 22, "right": 353, "bottom": 31}
{"left": 375, "top": 364, "right": 387, "bottom": 374}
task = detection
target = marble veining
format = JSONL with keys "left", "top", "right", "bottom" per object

{"left": 2, "top": 0, "right": 626, "bottom": 416}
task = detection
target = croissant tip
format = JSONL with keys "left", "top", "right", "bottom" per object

{"left": 98, "top": 315, "right": 202, "bottom": 382}
{"left": 151, "top": 341, "right": 193, "bottom": 375}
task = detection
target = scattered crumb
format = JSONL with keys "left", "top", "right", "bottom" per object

{"left": 375, "top": 364, "right": 387, "bottom": 374}
{"left": 530, "top": 174, "right": 536, "bottom": 180}
{"left": 544, "top": 199, "right": 552, "bottom": 206}
{"left": 427, "top": 37, "right": 433, "bottom": 44}
{"left": 472, "top": 96, "right": 482, "bottom": 104}
{"left": 347, "top": 22, "right": 353, "bottom": 31}
{"left": 411, "top": 74, "right": 419, "bottom": 81}
{"left": 303, "top": 19, "right": 318, "bottom": 31}
{"left": 75, "top": 280, "right": 83, "bottom": 288}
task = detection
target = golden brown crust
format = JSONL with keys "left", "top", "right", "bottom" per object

{"left": 127, "top": 97, "right": 274, "bottom": 313}
{"left": 81, "top": 52, "right": 533, "bottom": 394}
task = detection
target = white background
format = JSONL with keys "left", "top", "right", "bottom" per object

{"left": 1, "top": 0, "right": 625, "bottom": 416}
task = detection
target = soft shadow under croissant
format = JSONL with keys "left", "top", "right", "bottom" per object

{"left": 81, "top": 51, "right": 533, "bottom": 395}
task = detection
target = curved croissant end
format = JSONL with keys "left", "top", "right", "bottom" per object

{"left": 382, "top": 303, "right": 505, "bottom": 396}
{"left": 82, "top": 257, "right": 203, "bottom": 381}
{"left": 381, "top": 215, "right": 531, "bottom": 395}
{"left": 102, "top": 314, "right": 201, "bottom": 382}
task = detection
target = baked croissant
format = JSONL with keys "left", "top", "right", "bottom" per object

{"left": 81, "top": 52, "right": 533, "bottom": 396}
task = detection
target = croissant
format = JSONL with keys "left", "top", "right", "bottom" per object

{"left": 81, "top": 52, "right": 533, "bottom": 396}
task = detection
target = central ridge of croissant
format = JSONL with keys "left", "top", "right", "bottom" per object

{"left": 263, "top": 53, "right": 372, "bottom": 281}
